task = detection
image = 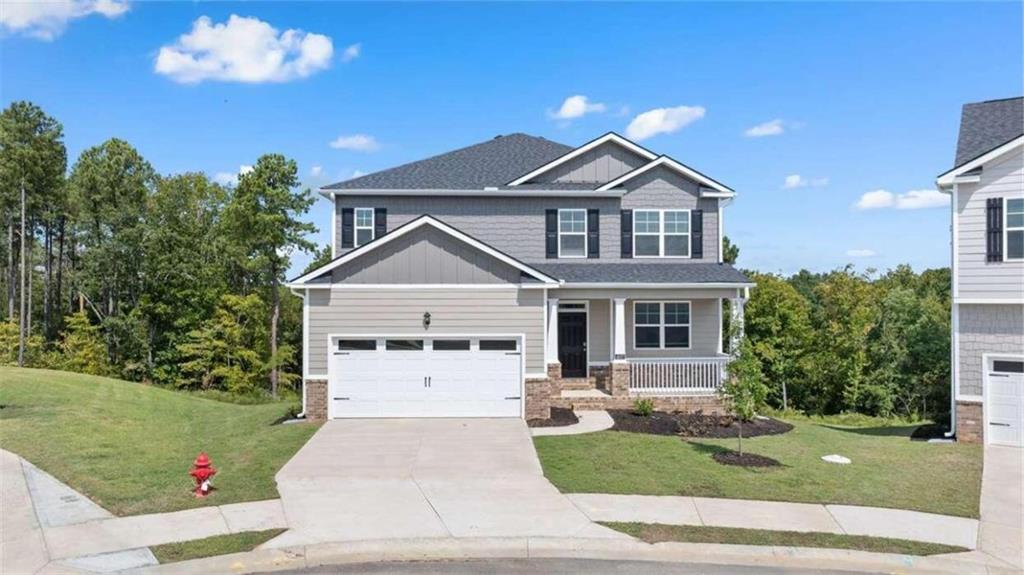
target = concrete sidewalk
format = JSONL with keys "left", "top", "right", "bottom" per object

{"left": 975, "top": 445, "right": 1024, "bottom": 570}
{"left": 567, "top": 494, "right": 980, "bottom": 549}
{"left": 531, "top": 410, "right": 614, "bottom": 437}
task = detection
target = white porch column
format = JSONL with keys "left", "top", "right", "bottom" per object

{"left": 546, "top": 298, "right": 559, "bottom": 365}
{"left": 729, "top": 295, "right": 746, "bottom": 355}
{"left": 613, "top": 297, "right": 627, "bottom": 362}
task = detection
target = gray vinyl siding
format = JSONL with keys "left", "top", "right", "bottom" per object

{"left": 306, "top": 288, "right": 546, "bottom": 375}
{"left": 625, "top": 299, "right": 721, "bottom": 358}
{"left": 587, "top": 298, "right": 611, "bottom": 363}
{"left": 956, "top": 147, "right": 1024, "bottom": 301}
{"left": 331, "top": 225, "right": 521, "bottom": 284}
{"left": 957, "top": 304, "right": 1024, "bottom": 397}
{"left": 534, "top": 142, "right": 647, "bottom": 184}
{"left": 334, "top": 171, "right": 722, "bottom": 264}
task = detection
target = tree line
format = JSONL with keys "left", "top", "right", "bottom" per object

{"left": 2, "top": 100, "right": 952, "bottom": 419}
{"left": 0, "top": 101, "right": 320, "bottom": 397}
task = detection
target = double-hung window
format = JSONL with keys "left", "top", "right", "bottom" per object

{"left": 634, "top": 210, "right": 690, "bottom": 257}
{"left": 634, "top": 301, "right": 691, "bottom": 349}
{"left": 1007, "top": 198, "right": 1024, "bottom": 260}
{"left": 354, "top": 208, "right": 375, "bottom": 247}
{"left": 558, "top": 209, "right": 587, "bottom": 258}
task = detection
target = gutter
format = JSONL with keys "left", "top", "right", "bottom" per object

{"left": 289, "top": 287, "right": 307, "bottom": 419}
{"left": 318, "top": 188, "right": 629, "bottom": 200}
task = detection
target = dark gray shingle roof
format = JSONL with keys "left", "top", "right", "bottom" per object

{"left": 954, "top": 97, "right": 1023, "bottom": 168}
{"left": 323, "top": 133, "right": 573, "bottom": 190}
{"left": 530, "top": 263, "right": 751, "bottom": 284}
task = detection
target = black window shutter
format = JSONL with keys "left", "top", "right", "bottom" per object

{"left": 587, "top": 209, "right": 600, "bottom": 259}
{"left": 987, "top": 198, "right": 1003, "bottom": 262}
{"left": 545, "top": 209, "right": 558, "bottom": 259}
{"left": 691, "top": 210, "right": 704, "bottom": 259}
{"left": 620, "top": 209, "right": 633, "bottom": 259}
{"left": 374, "top": 208, "right": 387, "bottom": 240}
{"left": 341, "top": 207, "right": 354, "bottom": 249}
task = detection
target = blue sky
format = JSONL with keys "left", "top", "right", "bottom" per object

{"left": 3, "top": 1, "right": 1021, "bottom": 276}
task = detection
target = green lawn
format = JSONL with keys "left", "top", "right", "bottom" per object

{"left": 603, "top": 523, "right": 967, "bottom": 556}
{"left": 0, "top": 367, "right": 319, "bottom": 516}
{"left": 534, "top": 417, "right": 982, "bottom": 518}
{"left": 150, "top": 529, "right": 286, "bottom": 564}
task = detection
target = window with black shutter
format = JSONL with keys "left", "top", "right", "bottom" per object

{"left": 341, "top": 207, "right": 354, "bottom": 249}
{"left": 691, "top": 210, "right": 703, "bottom": 259}
{"left": 545, "top": 209, "right": 558, "bottom": 259}
{"left": 587, "top": 209, "right": 600, "bottom": 258}
{"left": 374, "top": 208, "right": 387, "bottom": 241}
{"left": 620, "top": 209, "right": 633, "bottom": 258}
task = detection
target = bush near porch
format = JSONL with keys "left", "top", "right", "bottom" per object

{"left": 0, "top": 367, "right": 319, "bottom": 516}
{"left": 534, "top": 413, "right": 982, "bottom": 518}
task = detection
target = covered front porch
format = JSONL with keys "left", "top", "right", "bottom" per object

{"left": 540, "top": 286, "right": 747, "bottom": 409}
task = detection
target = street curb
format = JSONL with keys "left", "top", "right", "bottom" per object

{"left": 124, "top": 536, "right": 1011, "bottom": 575}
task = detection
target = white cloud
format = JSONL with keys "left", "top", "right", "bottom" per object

{"left": 341, "top": 42, "right": 361, "bottom": 62}
{"left": 1, "top": 0, "right": 129, "bottom": 40}
{"left": 329, "top": 134, "right": 379, "bottom": 152}
{"left": 782, "top": 174, "right": 829, "bottom": 189}
{"left": 855, "top": 188, "right": 949, "bottom": 210}
{"left": 745, "top": 119, "right": 785, "bottom": 137}
{"left": 212, "top": 164, "right": 252, "bottom": 187}
{"left": 625, "top": 105, "right": 706, "bottom": 141}
{"left": 351, "top": 169, "right": 366, "bottom": 178}
{"left": 549, "top": 95, "right": 606, "bottom": 120}
{"left": 155, "top": 15, "right": 333, "bottom": 84}
{"left": 846, "top": 249, "right": 876, "bottom": 258}
{"left": 310, "top": 165, "right": 323, "bottom": 177}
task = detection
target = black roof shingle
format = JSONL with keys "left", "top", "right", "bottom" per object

{"left": 323, "top": 133, "right": 573, "bottom": 190}
{"left": 530, "top": 262, "right": 751, "bottom": 284}
{"left": 954, "top": 97, "right": 1023, "bottom": 168}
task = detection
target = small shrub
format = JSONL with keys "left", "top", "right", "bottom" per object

{"left": 633, "top": 398, "right": 655, "bottom": 417}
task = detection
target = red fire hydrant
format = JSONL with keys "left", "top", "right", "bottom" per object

{"left": 189, "top": 453, "right": 217, "bottom": 498}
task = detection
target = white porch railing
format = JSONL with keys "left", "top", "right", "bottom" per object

{"left": 629, "top": 357, "right": 730, "bottom": 395}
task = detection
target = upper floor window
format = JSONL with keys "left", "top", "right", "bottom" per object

{"left": 355, "top": 207, "right": 375, "bottom": 247}
{"left": 558, "top": 209, "right": 587, "bottom": 258}
{"left": 634, "top": 210, "right": 690, "bottom": 258}
{"left": 634, "top": 301, "right": 691, "bottom": 349}
{"left": 1007, "top": 198, "right": 1023, "bottom": 260}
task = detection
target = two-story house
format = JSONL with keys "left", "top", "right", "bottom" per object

{"left": 937, "top": 97, "right": 1024, "bottom": 446}
{"left": 288, "top": 132, "right": 752, "bottom": 421}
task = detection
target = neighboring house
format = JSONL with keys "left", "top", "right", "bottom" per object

{"left": 937, "top": 97, "right": 1024, "bottom": 446}
{"left": 288, "top": 132, "right": 752, "bottom": 421}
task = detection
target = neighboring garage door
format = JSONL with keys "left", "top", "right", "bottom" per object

{"left": 987, "top": 359, "right": 1024, "bottom": 447}
{"left": 328, "top": 336, "right": 522, "bottom": 418}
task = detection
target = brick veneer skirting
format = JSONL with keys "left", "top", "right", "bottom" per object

{"left": 552, "top": 394, "right": 726, "bottom": 413}
{"left": 525, "top": 377, "right": 552, "bottom": 420}
{"left": 305, "top": 379, "right": 328, "bottom": 421}
{"left": 956, "top": 400, "right": 983, "bottom": 444}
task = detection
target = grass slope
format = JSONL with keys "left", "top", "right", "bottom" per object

{"left": 534, "top": 417, "right": 981, "bottom": 518}
{"left": 0, "top": 367, "right": 319, "bottom": 516}
{"left": 604, "top": 522, "right": 968, "bottom": 556}
{"left": 150, "top": 529, "right": 287, "bottom": 564}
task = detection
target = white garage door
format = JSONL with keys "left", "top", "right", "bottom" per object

{"left": 988, "top": 359, "right": 1024, "bottom": 447}
{"left": 328, "top": 337, "right": 522, "bottom": 418}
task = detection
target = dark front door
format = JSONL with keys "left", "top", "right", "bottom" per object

{"left": 558, "top": 312, "right": 587, "bottom": 377}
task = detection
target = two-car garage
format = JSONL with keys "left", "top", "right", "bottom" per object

{"left": 327, "top": 336, "right": 524, "bottom": 419}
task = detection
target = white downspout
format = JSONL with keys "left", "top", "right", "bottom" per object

{"left": 290, "top": 287, "right": 307, "bottom": 419}
{"left": 943, "top": 182, "right": 958, "bottom": 438}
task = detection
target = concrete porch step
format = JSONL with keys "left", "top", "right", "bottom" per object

{"left": 560, "top": 389, "right": 611, "bottom": 399}
{"left": 557, "top": 378, "right": 600, "bottom": 391}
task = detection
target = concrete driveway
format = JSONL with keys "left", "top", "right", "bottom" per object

{"left": 267, "top": 419, "right": 619, "bottom": 547}
{"left": 977, "top": 445, "right": 1024, "bottom": 570}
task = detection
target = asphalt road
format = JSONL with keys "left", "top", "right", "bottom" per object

{"left": 277, "top": 558, "right": 882, "bottom": 574}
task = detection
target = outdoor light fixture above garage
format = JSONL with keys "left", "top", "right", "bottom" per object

{"left": 423, "top": 312, "right": 431, "bottom": 329}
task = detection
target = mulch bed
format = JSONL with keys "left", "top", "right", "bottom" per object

{"left": 712, "top": 451, "right": 782, "bottom": 467}
{"left": 910, "top": 423, "right": 951, "bottom": 441}
{"left": 608, "top": 410, "right": 793, "bottom": 439}
{"left": 527, "top": 407, "right": 580, "bottom": 428}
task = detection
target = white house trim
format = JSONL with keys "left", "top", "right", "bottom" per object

{"left": 936, "top": 135, "right": 1024, "bottom": 188}
{"left": 557, "top": 208, "right": 588, "bottom": 259}
{"left": 955, "top": 297, "right": 1024, "bottom": 304}
{"left": 288, "top": 215, "right": 559, "bottom": 286}
{"left": 507, "top": 132, "right": 658, "bottom": 186}
{"left": 559, "top": 282, "right": 755, "bottom": 289}
{"left": 595, "top": 155, "right": 735, "bottom": 196}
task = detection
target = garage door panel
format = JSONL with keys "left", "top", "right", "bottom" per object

{"left": 330, "top": 337, "right": 522, "bottom": 419}
{"left": 987, "top": 364, "right": 1024, "bottom": 447}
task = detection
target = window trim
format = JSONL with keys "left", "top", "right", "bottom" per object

{"left": 632, "top": 300, "right": 692, "bottom": 350}
{"left": 633, "top": 209, "right": 691, "bottom": 259}
{"left": 354, "top": 207, "right": 375, "bottom": 247}
{"left": 1004, "top": 197, "right": 1024, "bottom": 261}
{"left": 557, "top": 208, "right": 588, "bottom": 259}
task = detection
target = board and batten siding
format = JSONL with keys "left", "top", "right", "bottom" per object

{"left": 334, "top": 166, "right": 721, "bottom": 264}
{"left": 306, "top": 288, "right": 546, "bottom": 375}
{"left": 331, "top": 225, "right": 521, "bottom": 284}
{"left": 533, "top": 141, "right": 648, "bottom": 184}
{"left": 956, "top": 147, "right": 1024, "bottom": 301}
